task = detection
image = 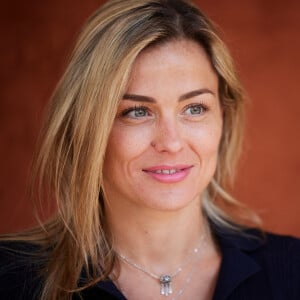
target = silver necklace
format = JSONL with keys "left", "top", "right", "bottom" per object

{"left": 116, "top": 234, "right": 205, "bottom": 297}
{"left": 171, "top": 251, "right": 200, "bottom": 300}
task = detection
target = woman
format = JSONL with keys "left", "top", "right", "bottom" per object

{"left": 0, "top": 0, "right": 299, "bottom": 299}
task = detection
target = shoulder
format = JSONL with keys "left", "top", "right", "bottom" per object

{"left": 253, "top": 231, "right": 300, "bottom": 276}
{"left": 219, "top": 228, "right": 300, "bottom": 264}
{"left": 215, "top": 225, "right": 300, "bottom": 254}
{"left": 262, "top": 231, "right": 300, "bottom": 249}
{"left": 213, "top": 226, "right": 300, "bottom": 299}
{"left": 0, "top": 240, "right": 45, "bottom": 300}
{"left": 250, "top": 231, "right": 300, "bottom": 298}
{"left": 248, "top": 231, "right": 300, "bottom": 261}
{"left": 218, "top": 229, "right": 300, "bottom": 299}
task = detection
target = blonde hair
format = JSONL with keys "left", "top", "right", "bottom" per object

{"left": 6, "top": 0, "right": 260, "bottom": 299}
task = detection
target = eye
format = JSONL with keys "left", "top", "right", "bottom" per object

{"left": 184, "top": 103, "right": 207, "bottom": 115}
{"left": 121, "top": 106, "right": 151, "bottom": 119}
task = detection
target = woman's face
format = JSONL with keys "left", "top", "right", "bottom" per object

{"left": 103, "top": 39, "right": 223, "bottom": 212}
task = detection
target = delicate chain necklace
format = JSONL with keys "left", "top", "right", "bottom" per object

{"left": 116, "top": 234, "right": 205, "bottom": 297}
{"left": 171, "top": 251, "right": 200, "bottom": 300}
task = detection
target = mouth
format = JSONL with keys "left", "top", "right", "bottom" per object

{"left": 149, "top": 168, "right": 183, "bottom": 175}
{"left": 142, "top": 165, "right": 193, "bottom": 183}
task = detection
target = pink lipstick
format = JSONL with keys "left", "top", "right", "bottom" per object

{"left": 142, "top": 165, "right": 193, "bottom": 183}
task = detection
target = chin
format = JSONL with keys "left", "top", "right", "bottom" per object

{"left": 137, "top": 192, "right": 202, "bottom": 212}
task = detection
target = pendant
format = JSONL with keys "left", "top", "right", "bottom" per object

{"left": 160, "top": 275, "right": 172, "bottom": 296}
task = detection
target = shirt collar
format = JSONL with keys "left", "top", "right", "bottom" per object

{"left": 96, "top": 279, "right": 126, "bottom": 299}
{"left": 212, "top": 227, "right": 264, "bottom": 300}
{"left": 94, "top": 226, "right": 265, "bottom": 300}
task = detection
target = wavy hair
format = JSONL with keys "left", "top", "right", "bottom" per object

{"left": 5, "top": 0, "right": 260, "bottom": 299}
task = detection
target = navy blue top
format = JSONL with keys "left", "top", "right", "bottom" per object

{"left": 1, "top": 228, "right": 300, "bottom": 299}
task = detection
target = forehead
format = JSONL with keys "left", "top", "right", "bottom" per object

{"left": 135, "top": 38, "right": 211, "bottom": 68}
{"left": 126, "top": 39, "right": 218, "bottom": 95}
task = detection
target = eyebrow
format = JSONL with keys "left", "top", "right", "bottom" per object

{"left": 123, "top": 88, "right": 214, "bottom": 103}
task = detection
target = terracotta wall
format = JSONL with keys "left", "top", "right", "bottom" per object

{"left": 0, "top": 0, "right": 299, "bottom": 236}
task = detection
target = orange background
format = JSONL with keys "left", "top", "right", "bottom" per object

{"left": 0, "top": 0, "right": 299, "bottom": 236}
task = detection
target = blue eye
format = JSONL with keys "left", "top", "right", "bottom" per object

{"left": 121, "top": 106, "right": 150, "bottom": 118}
{"left": 185, "top": 104, "right": 206, "bottom": 115}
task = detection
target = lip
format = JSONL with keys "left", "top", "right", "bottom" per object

{"left": 142, "top": 165, "right": 193, "bottom": 183}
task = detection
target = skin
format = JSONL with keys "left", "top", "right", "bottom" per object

{"left": 103, "top": 39, "right": 222, "bottom": 213}
{"left": 103, "top": 39, "right": 223, "bottom": 299}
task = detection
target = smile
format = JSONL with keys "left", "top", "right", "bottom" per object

{"left": 142, "top": 165, "right": 193, "bottom": 183}
{"left": 151, "top": 169, "right": 180, "bottom": 175}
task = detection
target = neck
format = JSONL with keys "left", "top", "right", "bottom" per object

{"left": 105, "top": 197, "right": 212, "bottom": 273}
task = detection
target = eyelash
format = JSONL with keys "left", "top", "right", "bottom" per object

{"left": 184, "top": 103, "right": 208, "bottom": 115}
{"left": 121, "top": 105, "right": 150, "bottom": 118}
{"left": 120, "top": 103, "right": 208, "bottom": 119}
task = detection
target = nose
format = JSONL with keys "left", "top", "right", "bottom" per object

{"left": 151, "top": 117, "right": 184, "bottom": 153}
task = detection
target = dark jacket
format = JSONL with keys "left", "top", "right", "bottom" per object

{"left": 0, "top": 229, "right": 299, "bottom": 299}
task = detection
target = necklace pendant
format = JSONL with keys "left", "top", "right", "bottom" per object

{"left": 160, "top": 275, "right": 172, "bottom": 296}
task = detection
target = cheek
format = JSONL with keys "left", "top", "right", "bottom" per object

{"left": 188, "top": 120, "right": 223, "bottom": 158}
{"left": 104, "top": 124, "right": 152, "bottom": 169}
